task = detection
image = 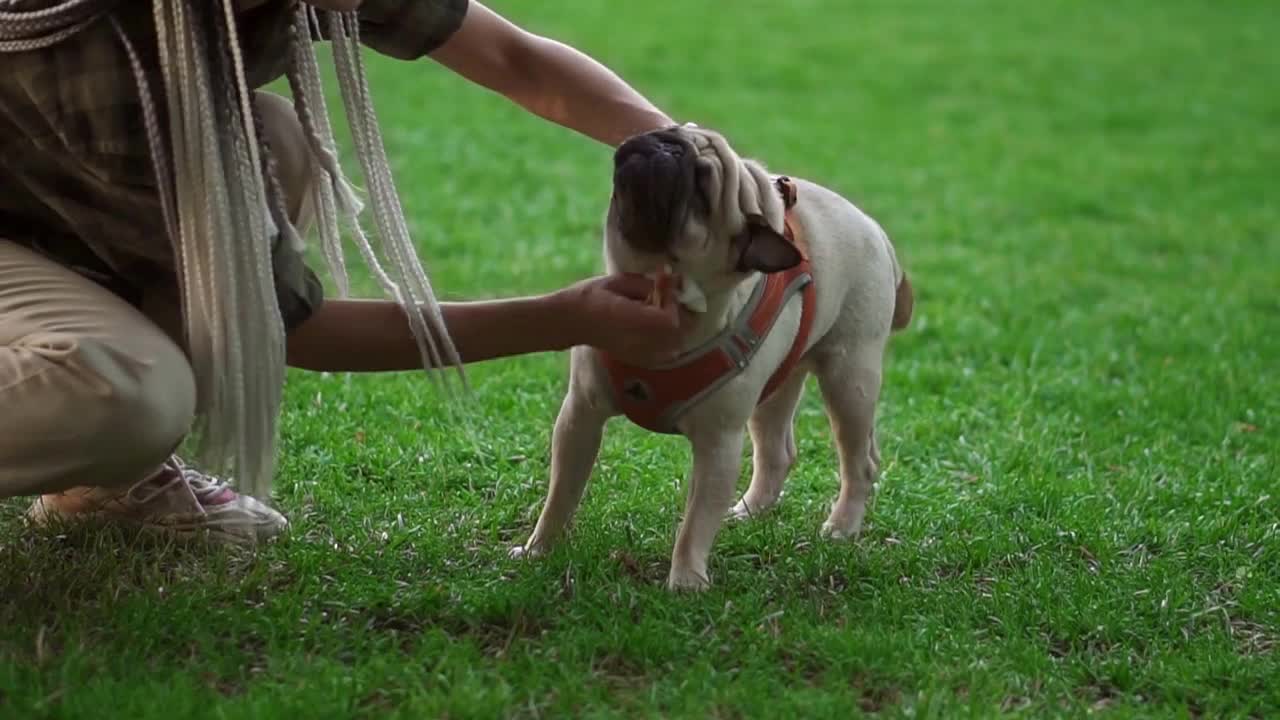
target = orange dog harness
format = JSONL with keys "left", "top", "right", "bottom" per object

{"left": 598, "top": 177, "right": 816, "bottom": 435}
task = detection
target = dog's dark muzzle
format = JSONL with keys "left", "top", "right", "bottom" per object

{"left": 611, "top": 129, "right": 697, "bottom": 255}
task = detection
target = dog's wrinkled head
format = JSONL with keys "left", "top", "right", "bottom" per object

{"left": 608, "top": 124, "right": 802, "bottom": 291}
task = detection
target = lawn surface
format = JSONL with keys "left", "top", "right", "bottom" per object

{"left": 3, "top": 0, "right": 1278, "bottom": 717}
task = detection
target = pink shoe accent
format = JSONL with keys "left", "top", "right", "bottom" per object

{"left": 199, "top": 487, "right": 238, "bottom": 506}
{"left": 27, "top": 455, "right": 288, "bottom": 545}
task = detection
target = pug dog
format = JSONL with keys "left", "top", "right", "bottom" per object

{"left": 510, "top": 124, "right": 913, "bottom": 591}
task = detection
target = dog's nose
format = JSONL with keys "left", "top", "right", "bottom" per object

{"left": 614, "top": 129, "right": 689, "bottom": 169}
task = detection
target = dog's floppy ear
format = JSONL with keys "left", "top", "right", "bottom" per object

{"left": 734, "top": 217, "right": 803, "bottom": 273}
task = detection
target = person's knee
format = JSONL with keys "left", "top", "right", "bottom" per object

{"left": 14, "top": 332, "right": 197, "bottom": 491}
{"left": 254, "top": 90, "right": 317, "bottom": 229}
{"left": 86, "top": 335, "right": 196, "bottom": 472}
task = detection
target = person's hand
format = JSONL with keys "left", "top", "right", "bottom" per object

{"left": 558, "top": 273, "right": 688, "bottom": 364}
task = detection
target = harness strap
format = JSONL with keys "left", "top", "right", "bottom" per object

{"left": 759, "top": 208, "right": 816, "bottom": 402}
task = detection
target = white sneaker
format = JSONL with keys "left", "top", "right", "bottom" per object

{"left": 27, "top": 456, "right": 288, "bottom": 545}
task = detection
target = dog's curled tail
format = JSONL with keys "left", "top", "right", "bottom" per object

{"left": 878, "top": 224, "right": 912, "bottom": 332}
{"left": 892, "top": 273, "right": 913, "bottom": 331}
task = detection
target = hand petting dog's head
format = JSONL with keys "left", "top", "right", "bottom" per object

{"left": 607, "top": 124, "right": 802, "bottom": 296}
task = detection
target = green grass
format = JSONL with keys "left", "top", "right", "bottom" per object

{"left": 3, "top": 0, "right": 1279, "bottom": 717}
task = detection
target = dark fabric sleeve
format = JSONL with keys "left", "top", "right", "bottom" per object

{"left": 270, "top": 232, "right": 326, "bottom": 332}
{"left": 354, "top": 0, "right": 469, "bottom": 60}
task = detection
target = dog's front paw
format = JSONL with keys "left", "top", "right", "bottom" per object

{"left": 820, "top": 496, "right": 869, "bottom": 540}
{"left": 666, "top": 566, "right": 711, "bottom": 592}
{"left": 508, "top": 543, "right": 546, "bottom": 560}
{"left": 820, "top": 520, "right": 862, "bottom": 540}
{"left": 820, "top": 508, "right": 866, "bottom": 540}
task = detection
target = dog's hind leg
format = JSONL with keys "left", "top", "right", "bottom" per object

{"left": 814, "top": 344, "right": 884, "bottom": 540}
{"left": 729, "top": 370, "right": 807, "bottom": 521}
{"left": 511, "top": 350, "right": 613, "bottom": 559}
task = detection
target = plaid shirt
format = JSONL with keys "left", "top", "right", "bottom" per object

{"left": 0, "top": 0, "right": 467, "bottom": 329}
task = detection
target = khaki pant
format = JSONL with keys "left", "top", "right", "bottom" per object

{"left": 0, "top": 92, "right": 313, "bottom": 498}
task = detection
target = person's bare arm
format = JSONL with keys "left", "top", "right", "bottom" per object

{"left": 278, "top": 2, "right": 683, "bottom": 373}
{"left": 284, "top": 274, "right": 683, "bottom": 372}
{"left": 428, "top": 2, "right": 673, "bottom": 146}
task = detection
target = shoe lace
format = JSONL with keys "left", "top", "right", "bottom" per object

{"left": 170, "top": 457, "right": 233, "bottom": 503}
{"left": 126, "top": 457, "right": 231, "bottom": 504}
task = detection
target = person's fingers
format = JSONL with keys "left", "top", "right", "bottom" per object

{"left": 665, "top": 268, "right": 681, "bottom": 306}
{"left": 622, "top": 304, "right": 678, "bottom": 334}
{"left": 609, "top": 297, "right": 680, "bottom": 338}
{"left": 592, "top": 274, "right": 691, "bottom": 353}
{"left": 612, "top": 302, "right": 686, "bottom": 364}
{"left": 659, "top": 288, "right": 688, "bottom": 323}
{"left": 653, "top": 272, "right": 674, "bottom": 308}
